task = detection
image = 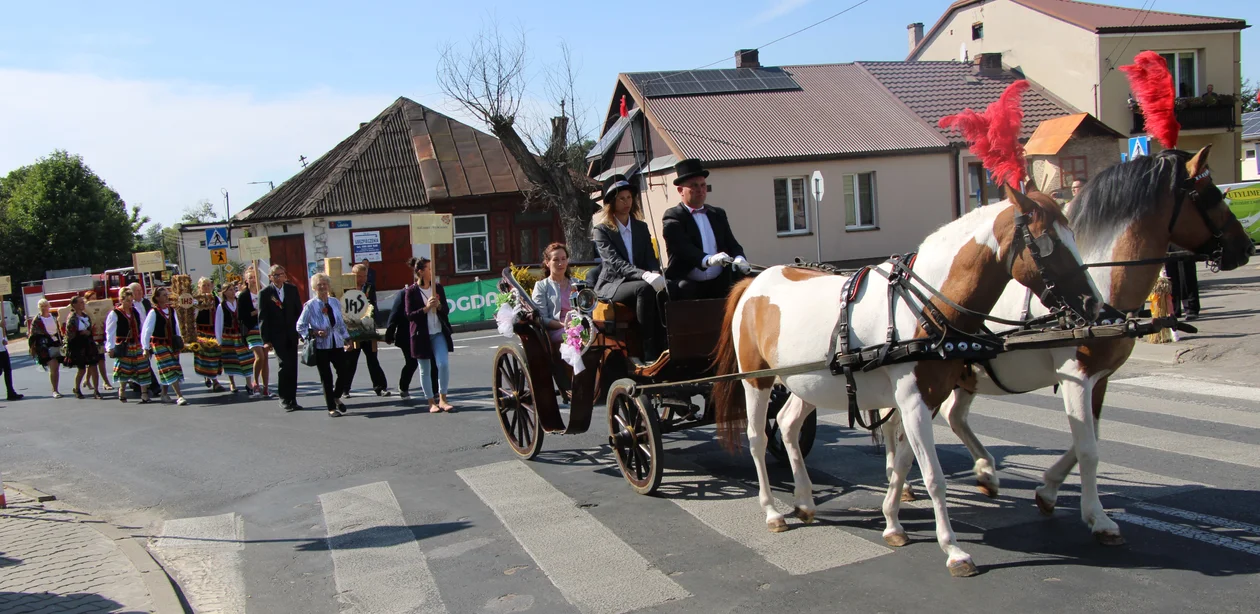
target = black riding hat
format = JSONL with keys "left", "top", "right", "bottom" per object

{"left": 672, "top": 158, "right": 710, "bottom": 185}
{"left": 601, "top": 174, "right": 638, "bottom": 204}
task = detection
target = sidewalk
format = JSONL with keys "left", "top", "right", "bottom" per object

{"left": 0, "top": 484, "right": 183, "bottom": 614}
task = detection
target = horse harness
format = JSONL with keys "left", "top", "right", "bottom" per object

{"left": 1170, "top": 168, "right": 1225, "bottom": 272}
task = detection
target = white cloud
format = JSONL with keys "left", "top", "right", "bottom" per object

{"left": 0, "top": 69, "right": 401, "bottom": 225}
{"left": 750, "top": 0, "right": 814, "bottom": 26}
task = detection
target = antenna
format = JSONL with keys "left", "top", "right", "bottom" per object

{"left": 248, "top": 180, "right": 275, "bottom": 191}
{"left": 298, "top": 155, "right": 308, "bottom": 168}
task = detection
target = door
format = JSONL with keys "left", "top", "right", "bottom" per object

{"left": 268, "top": 234, "right": 309, "bottom": 302}
{"left": 351, "top": 226, "right": 412, "bottom": 291}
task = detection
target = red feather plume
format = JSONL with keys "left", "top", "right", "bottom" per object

{"left": 1119, "top": 51, "right": 1179, "bottom": 148}
{"left": 619, "top": 95, "right": 628, "bottom": 118}
{"left": 939, "top": 80, "right": 1030, "bottom": 189}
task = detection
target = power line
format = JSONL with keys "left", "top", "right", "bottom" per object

{"left": 1100, "top": 0, "right": 1157, "bottom": 85}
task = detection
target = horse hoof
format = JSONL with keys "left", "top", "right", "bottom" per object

{"left": 948, "top": 559, "right": 980, "bottom": 578}
{"left": 1094, "top": 531, "right": 1126, "bottom": 547}
{"left": 901, "top": 487, "right": 916, "bottom": 502}
{"left": 883, "top": 531, "right": 909, "bottom": 547}
{"left": 1034, "top": 493, "right": 1056, "bottom": 516}
{"left": 976, "top": 481, "right": 999, "bottom": 499}
{"left": 795, "top": 508, "right": 815, "bottom": 524}
{"left": 768, "top": 518, "right": 790, "bottom": 533}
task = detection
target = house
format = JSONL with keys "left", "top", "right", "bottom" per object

{"left": 1244, "top": 111, "right": 1259, "bottom": 181}
{"left": 587, "top": 51, "right": 1076, "bottom": 267}
{"left": 1024, "top": 113, "right": 1126, "bottom": 199}
{"left": 907, "top": 0, "right": 1249, "bottom": 184}
{"left": 179, "top": 97, "right": 557, "bottom": 301}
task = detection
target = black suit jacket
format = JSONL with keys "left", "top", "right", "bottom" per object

{"left": 258, "top": 282, "right": 301, "bottom": 345}
{"left": 591, "top": 218, "right": 660, "bottom": 298}
{"left": 237, "top": 289, "right": 259, "bottom": 332}
{"left": 661, "top": 203, "right": 745, "bottom": 281}
{"left": 384, "top": 288, "right": 408, "bottom": 350}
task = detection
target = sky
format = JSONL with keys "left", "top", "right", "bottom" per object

{"left": 1, "top": 0, "right": 1256, "bottom": 226}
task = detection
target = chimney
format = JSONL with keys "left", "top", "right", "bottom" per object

{"left": 735, "top": 49, "right": 760, "bottom": 69}
{"left": 975, "top": 52, "right": 1003, "bottom": 76}
{"left": 908, "top": 23, "right": 924, "bottom": 53}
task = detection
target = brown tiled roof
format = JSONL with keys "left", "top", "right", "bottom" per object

{"left": 858, "top": 61, "right": 1076, "bottom": 144}
{"left": 624, "top": 64, "right": 948, "bottom": 165}
{"left": 241, "top": 97, "right": 528, "bottom": 222}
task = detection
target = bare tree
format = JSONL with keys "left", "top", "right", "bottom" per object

{"left": 438, "top": 21, "right": 599, "bottom": 260}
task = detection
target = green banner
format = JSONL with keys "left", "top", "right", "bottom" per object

{"left": 1225, "top": 184, "right": 1260, "bottom": 243}
{"left": 442, "top": 279, "right": 503, "bottom": 325}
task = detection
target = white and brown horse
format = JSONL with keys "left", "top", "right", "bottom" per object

{"left": 882, "top": 146, "right": 1254, "bottom": 544}
{"left": 711, "top": 188, "right": 1102, "bottom": 577}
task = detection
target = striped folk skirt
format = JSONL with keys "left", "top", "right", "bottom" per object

{"left": 219, "top": 329, "right": 255, "bottom": 377}
{"left": 245, "top": 327, "right": 264, "bottom": 350}
{"left": 112, "top": 341, "right": 151, "bottom": 385}
{"left": 152, "top": 343, "right": 184, "bottom": 386}
{"left": 193, "top": 325, "right": 221, "bottom": 377}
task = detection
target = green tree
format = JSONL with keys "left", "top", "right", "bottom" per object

{"left": 182, "top": 199, "right": 222, "bottom": 224}
{"left": 1243, "top": 79, "right": 1258, "bottom": 113}
{"left": 0, "top": 150, "right": 135, "bottom": 284}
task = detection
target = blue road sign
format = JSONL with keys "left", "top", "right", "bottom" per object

{"left": 1128, "top": 136, "right": 1150, "bottom": 160}
{"left": 205, "top": 226, "right": 229, "bottom": 249}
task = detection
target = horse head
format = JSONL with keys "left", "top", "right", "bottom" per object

{"left": 1164, "top": 145, "right": 1254, "bottom": 271}
{"left": 1002, "top": 186, "right": 1103, "bottom": 324}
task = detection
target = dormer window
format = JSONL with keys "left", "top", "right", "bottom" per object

{"left": 972, "top": 22, "right": 983, "bottom": 40}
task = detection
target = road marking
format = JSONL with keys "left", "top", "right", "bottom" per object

{"left": 1113, "top": 512, "right": 1260, "bottom": 558}
{"left": 1031, "top": 387, "right": 1260, "bottom": 430}
{"left": 658, "top": 456, "right": 891, "bottom": 575}
{"left": 150, "top": 513, "right": 247, "bottom": 614}
{"left": 457, "top": 333, "right": 509, "bottom": 342}
{"left": 1129, "top": 502, "right": 1260, "bottom": 536}
{"left": 458, "top": 461, "right": 689, "bottom": 614}
{"left": 1112, "top": 375, "right": 1260, "bottom": 404}
{"left": 969, "top": 399, "right": 1260, "bottom": 469}
{"left": 319, "top": 481, "right": 447, "bottom": 614}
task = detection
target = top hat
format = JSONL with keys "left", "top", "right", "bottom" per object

{"left": 672, "top": 158, "right": 710, "bottom": 185}
{"left": 601, "top": 174, "right": 638, "bottom": 204}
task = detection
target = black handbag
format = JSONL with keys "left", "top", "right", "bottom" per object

{"left": 301, "top": 338, "right": 317, "bottom": 366}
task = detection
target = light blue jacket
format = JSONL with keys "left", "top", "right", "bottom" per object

{"left": 531, "top": 276, "right": 574, "bottom": 327}
{"left": 297, "top": 297, "right": 349, "bottom": 349}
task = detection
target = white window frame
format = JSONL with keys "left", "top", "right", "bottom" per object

{"left": 1156, "top": 50, "right": 1198, "bottom": 98}
{"left": 453, "top": 214, "right": 490, "bottom": 274}
{"left": 844, "top": 172, "right": 879, "bottom": 230}
{"left": 773, "top": 176, "right": 811, "bottom": 236}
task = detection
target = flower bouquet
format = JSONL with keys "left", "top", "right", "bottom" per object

{"left": 196, "top": 337, "right": 220, "bottom": 351}
{"left": 494, "top": 291, "right": 521, "bottom": 338}
{"left": 184, "top": 341, "right": 202, "bottom": 353}
{"left": 559, "top": 311, "right": 594, "bottom": 375}
{"left": 345, "top": 304, "right": 382, "bottom": 347}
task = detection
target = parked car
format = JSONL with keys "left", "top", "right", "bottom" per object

{"left": 3, "top": 299, "right": 19, "bottom": 335}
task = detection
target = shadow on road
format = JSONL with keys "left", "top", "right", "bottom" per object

{"left": 0, "top": 592, "right": 133, "bottom": 613}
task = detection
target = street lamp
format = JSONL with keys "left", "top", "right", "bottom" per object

{"left": 220, "top": 188, "right": 230, "bottom": 221}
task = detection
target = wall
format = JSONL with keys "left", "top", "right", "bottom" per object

{"left": 1244, "top": 140, "right": 1260, "bottom": 182}
{"left": 1158, "top": 132, "right": 1241, "bottom": 185}
{"left": 1029, "top": 136, "right": 1123, "bottom": 197}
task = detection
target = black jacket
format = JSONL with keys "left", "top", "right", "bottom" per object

{"left": 661, "top": 203, "right": 745, "bottom": 281}
{"left": 591, "top": 218, "right": 660, "bottom": 298}
{"left": 236, "top": 289, "right": 259, "bottom": 332}
{"left": 385, "top": 289, "right": 408, "bottom": 351}
{"left": 404, "top": 283, "right": 454, "bottom": 360}
{"left": 258, "top": 282, "right": 301, "bottom": 345}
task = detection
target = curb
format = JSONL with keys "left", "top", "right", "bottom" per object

{"left": 1128, "top": 340, "right": 1194, "bottom": 364}
{"left": 7, "top": 480, "right": 57, "bottom": 502}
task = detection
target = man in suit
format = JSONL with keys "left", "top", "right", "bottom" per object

{"left": 661, "top": 158, "right": 750, "bottom": 300}
{"left": 258, "top": 264, "right": 302, "bottom": 411}
{"left": 337, "top": 263, "right": 389, "bottom": 397}
{"left": 592, "top": 174, "right": 668, "bottom": 360}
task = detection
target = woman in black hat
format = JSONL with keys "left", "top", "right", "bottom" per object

{"left": 591, "top": 174, "right": 668, "bottom": 361}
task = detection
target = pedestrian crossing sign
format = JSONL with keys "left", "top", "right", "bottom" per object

{"left": 210, "top": 248, "right": 228, "bottom": 265}
{"left": 1128, "top": 136, "right": 1150, "bottom": 160}
{"left": 205, "top": 227, "right": 230, "bottom": 249}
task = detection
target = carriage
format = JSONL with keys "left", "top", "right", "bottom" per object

{"left": 490, "top": 265, "right": 817, "bottom": 495}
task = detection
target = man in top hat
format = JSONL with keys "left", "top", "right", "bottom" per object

{"left": 661, "top": 158, "right": 749, "bottom": 300}
{"left": 592, "top": 174, "right": 667, "bottom": 360}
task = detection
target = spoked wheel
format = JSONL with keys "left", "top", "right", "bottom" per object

{"left": 766, "top": 384, "right": 817, "bottom": 464}
{"left": 493, "top": 345, "right": 544, "bottom": 460}
{"left": 606, "top": 378, "right": 664, "bottom": 495}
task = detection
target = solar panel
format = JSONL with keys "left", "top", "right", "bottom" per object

{"left": 1243, "top": 112, "right": 1260, "bottom": 138}
{"left": 628, "top": 68, "right": 802, "bottom": 98}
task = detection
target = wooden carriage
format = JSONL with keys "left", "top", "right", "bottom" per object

{"left": 491, "top": 267, "right": 816, "bottom": 495}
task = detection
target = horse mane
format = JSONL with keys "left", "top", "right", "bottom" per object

{"left": 1068, "top": 149, "right": 1196, "bottom": 247}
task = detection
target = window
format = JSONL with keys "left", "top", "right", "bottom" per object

{"left": 971, "top": 22, "right": 983, "bottom": 40}
{"left": 843, "top": 172, "right": 877, "bottom": 229}
{"left": 774, "top": 177, "right": 810, "bottom": 235}
{"left": 1058, "top": 156, "right": 1088, "bottom": 194}
{"left": 453, "top": 215, "right": 490, "bottom": 273}
{"left": 1246, "top": 148, "right": 1256, "bottom": 160}
{"left": 1157, "top": 51, "right": 1197, "bottom": 98}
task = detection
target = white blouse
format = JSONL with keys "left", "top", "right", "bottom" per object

{"left": 141, "top": 307, "right": 182, "bottom": 349}
{"left": 214, "top": 301, "right": 239, "bottom": 344}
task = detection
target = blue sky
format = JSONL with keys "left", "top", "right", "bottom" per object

{"left": 1, "top": 0, "right": 1256, "bottom": 225}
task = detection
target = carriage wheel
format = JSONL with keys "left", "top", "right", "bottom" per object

{"left": 766, "top": 384, "right": 817, "bottom": 464}
{"left": 606, "top": 379, "right": 664, "bottom": 495}
{"left": 493, "top": 345, "right": 544, "bottom": 460}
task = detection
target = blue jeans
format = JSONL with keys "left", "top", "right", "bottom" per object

{"left": 418, "top": 332, "right": 449, "bottom": 399}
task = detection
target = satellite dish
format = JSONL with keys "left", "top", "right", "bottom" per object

{"left": 960, "top": 43, "right": 968, "bottom": 63}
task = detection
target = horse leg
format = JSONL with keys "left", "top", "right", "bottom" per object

{"left": 1051, "top": 367, "right": 1123, "bottom": 545}
{"left": 896, "top": 377, "right": 977, "bottom": 577}
{"left": 777, "top": 394, "right": 817, "bottom": 523}
{"left": 940, "top": 388, "right": 1000, "bottom": 498}
{"left": 1037, "top": 375, "right": 1108, "bottom": 514}
{"left": 881, "top": 409, "right": 915, "bottom": 547}
{"left": 743, "top": 384, "right": 782, "bottom": 532}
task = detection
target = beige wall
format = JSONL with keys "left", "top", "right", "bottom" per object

{"left": 1244, "top": 139, "right": 1260, "bottom": 182}
{"left": 638, "top": 154, "right": 954, "bottom": 268}
{"left": 1168, "top": 132, "right": 1242, "bottom": 185}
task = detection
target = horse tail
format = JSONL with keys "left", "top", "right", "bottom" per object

{"left": 711, "top": 277, "right": 757, "bottom": 453}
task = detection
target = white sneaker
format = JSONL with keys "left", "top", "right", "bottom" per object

{"left": 176, "top": 397, "right": 189, "bottom": 406}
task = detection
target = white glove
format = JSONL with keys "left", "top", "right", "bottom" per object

{"left": 733, "top": 255, "right": 751, "bottom": 274}
{"left": 705, "top": 252, "right": 733, "bottom": 268}
{"left": 641, "top": 271, "right": 667, "bottom": 292}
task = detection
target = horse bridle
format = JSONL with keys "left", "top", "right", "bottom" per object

{"left": 1003, "top": 211, "right": 1100, "bottom": 326}
{"left": 1169, "top": 168, "right": 1225, "bottom": 272}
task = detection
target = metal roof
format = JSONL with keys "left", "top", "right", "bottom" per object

{"left": 1244, "top": 111, "right": 1260, "bottom": 139}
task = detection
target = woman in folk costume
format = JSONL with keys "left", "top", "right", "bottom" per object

{"left": 297, "top": 273, "right": 352, "bottom": 417}
{"left": 65, "top": 295, "right": 103, "bottom": 399}
{"left": 238, "top": 265, "right": 270, "bottom": 399}
{"left": 193, "top": 277, "right": 225, "bottom": 391}
{"left": 143, "top": 287, "right": 189, "bottom": 405}
{"left": 215, "top": 280, "right": 255, "bottom": 393}
{"left": 29, "top": 298, "right": 66, "bottom": 398}
{"left": 83, "top": 290, "right": 115, "bottom": 394}
{"left": 105, "top": 287, "right": 152, "bottom": 403}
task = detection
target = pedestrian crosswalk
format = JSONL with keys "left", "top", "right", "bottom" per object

{"left": 147, "top": 373, "right": 1260, "bottom": 614}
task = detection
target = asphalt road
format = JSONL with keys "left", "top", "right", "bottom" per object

{"left": 2, "top": 278, "right": 1260, "bottom": 613}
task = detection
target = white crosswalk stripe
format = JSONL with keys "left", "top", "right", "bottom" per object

{"left": 1112, "top": 375, "right": 1260, "bottom": 403}
{"left": 150, "top": 512, "right": 247, "bottom": 614}
{"left": 1031, "top": 387, "right": 1260, "bottom": 430}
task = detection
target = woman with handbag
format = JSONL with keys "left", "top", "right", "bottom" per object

{"left": 297, "top": 273, "right": 352, "bottom": 417}
{"left": 28, "top": 299, "right": 65, "bottom": 398}
{"left": 238, "top": 265, "right": 270, "bottom": 399}
{"left": 105, "top": 287, "right": 152, "bottom": 403}
{"left": 142, "top": 287, "right": 189, "bottom": 405}
{"left": 215, "top": 281, "right": 256, "bottom": 394}
{"left": 404, "top": 257, "right": 455, "bottom": 413}
{"left": 65, "top": 295, "right": 104, "bottom": 399}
